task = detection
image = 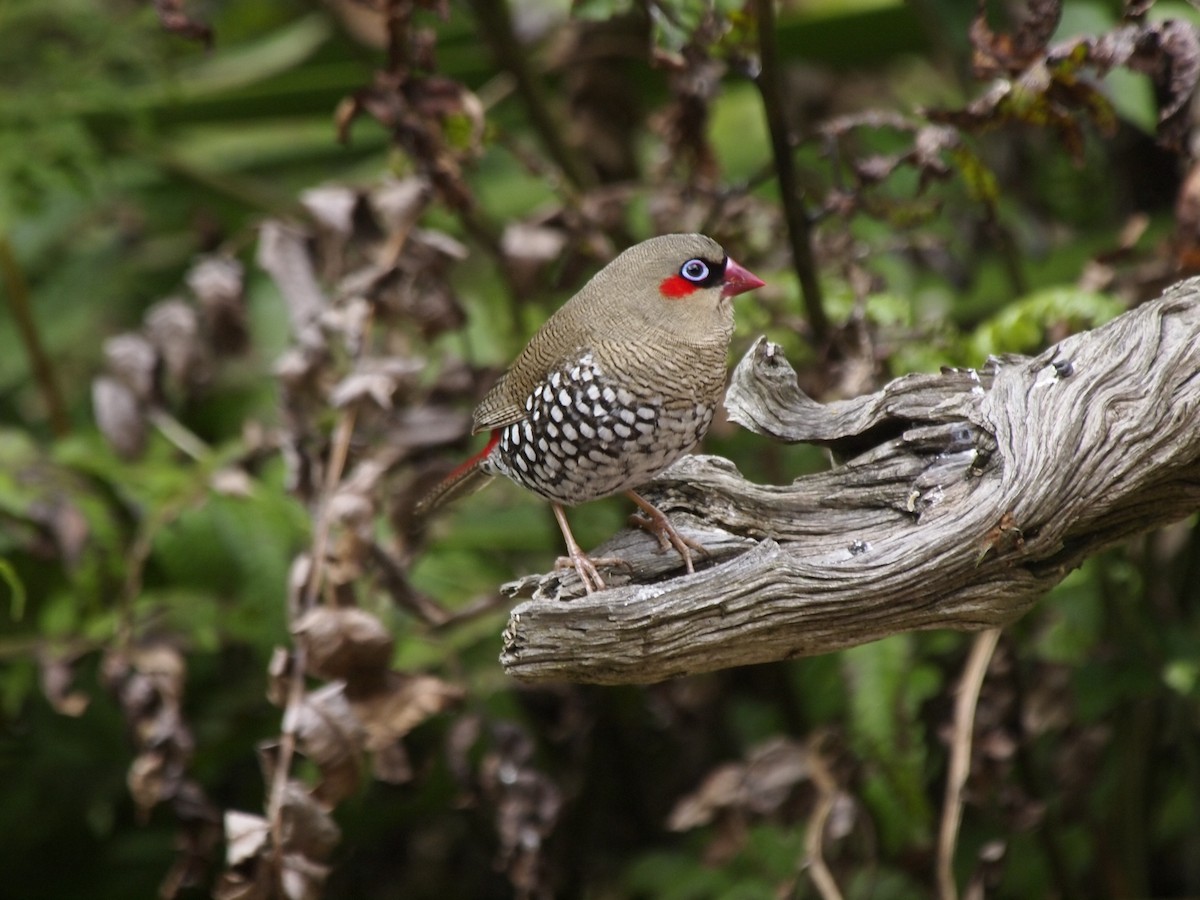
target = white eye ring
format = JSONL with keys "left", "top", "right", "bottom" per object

{"left": 681, "top": 259, "right": 710, "bottom": 282}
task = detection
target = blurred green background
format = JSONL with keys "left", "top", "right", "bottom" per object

{"left": 2, "top": 1, "right": 1200, "bottom": 897}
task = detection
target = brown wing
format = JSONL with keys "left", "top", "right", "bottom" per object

{"left": 472, "top": 294, "right": 597, "bottom": 433}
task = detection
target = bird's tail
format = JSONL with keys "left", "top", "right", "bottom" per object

{"left": 414, "top": 430, "right": 500, "bottom": 518}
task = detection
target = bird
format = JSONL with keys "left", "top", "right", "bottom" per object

{"left": 416, "top": 233, "right": 764, "bottom": 593}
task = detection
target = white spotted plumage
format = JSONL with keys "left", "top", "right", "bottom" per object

{"left": 416, "top": 233, "right": 764, "bottom": 595}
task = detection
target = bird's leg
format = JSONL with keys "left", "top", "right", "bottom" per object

{"left": 625, "top": 490, "right": 710, "bottom": 575}
{"left": 551, "top": 503, "right": 620, "bottom": 594}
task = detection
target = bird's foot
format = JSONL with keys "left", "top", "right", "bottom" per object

{"left": 625, "top": 491, "right": 710, "bottom": 575}
{"left": 553, "top": 552, "right": 626, "bottom": 594}
{"left": 550, "top": 502, "right": 629, "bottom": 594}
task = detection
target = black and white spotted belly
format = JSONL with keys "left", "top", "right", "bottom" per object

{"left": 482, "top": 352, "right": 714, "bottom": 505}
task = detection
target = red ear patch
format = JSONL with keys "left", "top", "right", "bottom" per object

{"left": 659, "top": 275, "right": 698, "bottom": 298}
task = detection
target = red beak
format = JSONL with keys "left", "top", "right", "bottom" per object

{"left": 722, "top": 257, "right": 766, "bottom": 298}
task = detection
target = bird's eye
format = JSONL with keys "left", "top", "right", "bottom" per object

{"left": 681, "top": 259, "right": 710, "bottom": 282}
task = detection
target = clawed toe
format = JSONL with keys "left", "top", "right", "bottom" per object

{"left": 553, "top": 553, "right": 629, "bottom": 593}
{"left": 625, "top": 490, "right": 710, "bottom": 575}
{"left": 553, "top": 553, "right": 606, "bottom": 593}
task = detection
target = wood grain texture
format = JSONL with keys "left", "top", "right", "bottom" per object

{"left": 500, "top": 278, "right": 1200, "bottom": 684}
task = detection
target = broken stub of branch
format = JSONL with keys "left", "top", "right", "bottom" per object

{"left": 500, "top": 277, "right": 1200, "bottom": 684}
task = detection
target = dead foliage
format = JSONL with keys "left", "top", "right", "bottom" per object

{"left": 48, "top": 1, "right": 1200, "bottom": 897}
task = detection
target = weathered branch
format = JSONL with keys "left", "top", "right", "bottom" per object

{"left": 500, "top": 278, "right": 1200, "bottom": 683}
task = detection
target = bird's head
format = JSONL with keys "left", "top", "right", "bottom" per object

{"left": 585, "top": 233, "right": 765, "bottom": 342}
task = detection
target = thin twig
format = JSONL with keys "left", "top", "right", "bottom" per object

{"left": 369, "top": 540, "right": 452, "bottom": 626}
{"left": 0, "top": 234, "right": 71, "bottom": 437}
{"left": 266, "top": 410, "right": 358, "bottom": 880}
{"left": 147, "top": 407, "right": 211, "bottom": 462}
{"left": 432, "top": 592, "right": 512, "bottom": 629}
{"left": 805, "top": 733, "right": 845, "bottom": 900}
{"left": 307, "top": 407, "right": 360, "bottom": 610}
{"left": 267, "top": 301, "right": 371, "bottom": 880}
{"left": 751, "top": 0, "right": 829, "bottom": 344}
{"left": 937, "top": 627, "right": 1002, "bottom": 900}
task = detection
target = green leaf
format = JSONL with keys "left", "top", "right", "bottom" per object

{"left": 947, "top": 144, "right": 999, "bottom": 206}
{"left": 572, "top": 0, "right": 636, "bottom": 21}
{"left": 967, "top": 286, "right": 1123, "bottom": 362}
{"left": 153, "top": 13, "right": 332, "bottom": 101}
{"left": 842, "top": 637, "right": 938, "bottom": 851}
{"left": 0, "top": 558, "right": 27, "bottom": 621}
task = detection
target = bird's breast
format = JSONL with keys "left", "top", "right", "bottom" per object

{"left": 482, "top": 350, "right": 720, "bottom": 505}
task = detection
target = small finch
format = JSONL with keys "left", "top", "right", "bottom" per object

{"left": 417, "top": 233, "right": 764, "bottom": 593}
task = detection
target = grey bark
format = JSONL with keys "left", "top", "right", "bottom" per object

{"left": 500, "top": 278, "right": 1200, "bottom": 684}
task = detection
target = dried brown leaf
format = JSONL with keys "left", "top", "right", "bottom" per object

{"left": 279, "top": 781, "right": 341, "bottom": 858}
{"left": 1177, "top": 161, "right": 1200, "bottom": 271}
{"left": 327, "top": 489, "right": 375, "bottom": 527}
{"left": 339, "top": 72, "right": 480, "bottom": 210}
{"left": 102, "top": 640, "right": 220, "bottom": 894}
{"left": 103, "top": 643, "right": 193, "bottom": 818}
{"left": 854, "top": 154, "right": 903, "bottom": 185}
{"left": 224, "top": 810, "right": 271, "bottom": 867}
{"left": 741, "top": 738, "right": 810, "bottom": 815}
{"left": 479, "top": 723, "right": 562, "bottom": 897}
{"left": 153, "top": 0, "right": 213, "bottom": 46}
{"left": 1014, "top": 0, "right": 1063, "bottom": 63}
{"left": 501, "top": 222, "right": 568, "bottom": 265}
{"left": 104, "top": 333, "right": 159, "bottom": 401}
{"left": 954, "top": 16, "right": 1200, "bottom": 153}
{"left": 970, "top": 0, "right": 1063, "bottom": 75}
{"left": 92, "top": 372, "right": 148, "bottom": 459}
{"left": 258, "top": 221, "right": 330, "bottom": 343}
{"left": 288, "top": 555, "right": 312, "bottom": 613}
{"left": 272, "top": 347, "right": 324, "bottom": 392}
{"left": 38, "top": 649, "right": 90, "bottom": 717}
{"left": 301, "top": 185, "right": 362, "bottom": 236}
{"left": 329, "top": 358, "right": 424, "bottom": 409}
{"left": 501, "top": 222, "right": 569, "bottom": 294}
{"left": 927, "top": 67, "right": 1107, "bottom": 166}
{"left": 145, "top": 298, "right": 204, "bottom": 392}
{"left": 220, "top": 790, "right": 335, "bottom": 900}
{"left": 267, "top": 646, "right": 293, "bottom": 708}
{"left": 319, "top": 296, "right": 373, "bottom": 355}
{"left": 412, "top": 228, "right": 469, "bottom": 261}
{"left": 187, "top": 255, "right": 248, "bottom": 356}
{"left": 369, "top": 177, "right": 431, "bottom": 234}
{"left": 280, "top": 853, "right": 331, "bottom": 900}
{"left": 294, "top": 607, "right": 393, "bottom": 682}
{"left": 668, "top": 737, "right": 811, "bottom": 830}
{"left": 337, "top": 250, "right": 466, "bottom": 339}
{"left": 128, "top": 750, "right": 170, "bottom": 816}
{"left": 210, "top": 467, "right": 255, "bottom": 498}
{"left": 218, "top": 812, "right": 275, "bottom": 900}
{"left": 292, "top": 683, "right": 364, "bottom": 805}
{"left": 215, "top": 866, "right": 273, "bottom": 900}
{"left": 159, "top": 782, "right": 222, "bottom": 898}
{"left": 1122, "top": 19, "right": 1200, "bottom": 149}
{"left": 370, "top": 739, "right": 413, "bottom": 784}
{"left": 1124, "top": 0, "right": 1154, "bottom": 19}
{"left": 668, "top": 763, "right": 744, "bottom": 830}
{"left": 347, "top": 670, "right": 463, "bottom": 757}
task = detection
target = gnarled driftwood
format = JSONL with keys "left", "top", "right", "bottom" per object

{"left": 500, "top": 278, "right": 1200, "bottom": 684}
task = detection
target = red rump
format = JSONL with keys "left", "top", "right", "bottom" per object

{"left": 659, "top": 275, "right": 698, "bottom": 298}
{"left": 445, "top": 429, "right": 500, "bottom": 484}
